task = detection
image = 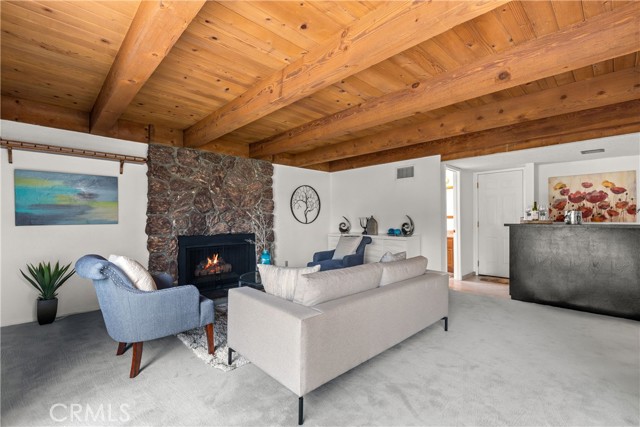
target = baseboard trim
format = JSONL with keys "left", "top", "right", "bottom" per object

{"left": 1, "top": 308, "right": 101, "bottom": 328}
{"left": 461, "top": 272, "right": 477, "bottom": 280}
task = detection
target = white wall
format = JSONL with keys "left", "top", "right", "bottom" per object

{"left": 330, "top": 156, "right": 445, "bottom": 271}
{"left": 273, "top": 165, "right": 331, "bottom": 267}
{"left": 537, "top": 155, "right": 640, "bottom": 220}
{"left": 0, "top": 121, "right": 148, "bottom": 326}
{"left": 524, "top": 163, "right": 536, "bottom": 208}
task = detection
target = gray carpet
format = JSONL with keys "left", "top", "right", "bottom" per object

{"left": 1, "top": 291, "right": 638, "bottom": 426}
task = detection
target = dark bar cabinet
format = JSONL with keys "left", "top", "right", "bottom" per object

{"left": 507, "top": 223, "right": 640, "bottom": 321}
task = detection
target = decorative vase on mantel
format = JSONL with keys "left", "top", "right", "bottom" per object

{"left": 260, "top": 249, "right": 271, "bottom": 265}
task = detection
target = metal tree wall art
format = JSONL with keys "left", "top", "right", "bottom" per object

{"left": 290, "top": 185, "right": 321, "bottom": 224}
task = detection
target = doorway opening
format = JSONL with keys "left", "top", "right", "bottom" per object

{"left": 445, "top": 167, "right": 460, "bottom": 279}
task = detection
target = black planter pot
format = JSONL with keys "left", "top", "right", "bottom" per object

{"left": 37, "top": 298, "right": 58, "bottom": 325}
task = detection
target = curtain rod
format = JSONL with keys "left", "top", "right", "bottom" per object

{"left": 0, "top": 139, "right": 147, "bottom": 174}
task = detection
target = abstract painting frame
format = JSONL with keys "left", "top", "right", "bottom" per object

{"left": 548, "top": 170, "right": 637, "bottom": 223}
{"left": 14, "top": 169, "right": 118, "bottom": 226}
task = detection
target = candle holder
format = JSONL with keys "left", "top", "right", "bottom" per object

{"left": 359, "top": 217, "right": 368, "bottom": 235}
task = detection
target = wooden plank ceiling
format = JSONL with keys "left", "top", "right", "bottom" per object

{"left": 2, "top": 1, "right": 639, "bottom": 171}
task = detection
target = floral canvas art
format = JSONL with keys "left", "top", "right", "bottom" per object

{"left": 15, "top": 170, "right": 118, "bottom": 226}
{"left": 548, "top": 171, "right": 637, "bottom": 223}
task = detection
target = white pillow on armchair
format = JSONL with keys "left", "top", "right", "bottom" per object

{"left": 331, "top": 235, "right": 363, "bottom": 260}
{"left": 108, "top": 254, "right": 157, "bottom": 292}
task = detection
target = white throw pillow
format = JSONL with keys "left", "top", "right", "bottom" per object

{"left": 258, "top": 264, "right": 321, "bottom": 301}
{"left": 379, "top": 256, "right": 428, "bottom": 286}
{"left": 293, "top": 263, "right": 382, "bottom": 307}
{"left": 332, "top": 235, "right": 363, "bottom": 260}
{"left": 108, "top": 255, "right": 157, "bottom": 292}
{"left": 380, "top": 251, "right": 407, "bottom": 263}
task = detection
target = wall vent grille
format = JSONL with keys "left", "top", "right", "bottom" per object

{"left": 396, "top": 166, "right": 414, "bottom": 179}
{"left": 580, "top": 148, "right": 605, "bottom": 155}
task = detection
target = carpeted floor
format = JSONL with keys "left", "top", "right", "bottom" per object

{"left": 1, "top": 291, "right": 638, "bottom": 426}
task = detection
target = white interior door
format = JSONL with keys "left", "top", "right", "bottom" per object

{"left": 477, "top": 170, "right": 523, "bottom": 277}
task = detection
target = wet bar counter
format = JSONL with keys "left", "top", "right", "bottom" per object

{"left": 507, "top": 223, "right": 640, "bottom": 320}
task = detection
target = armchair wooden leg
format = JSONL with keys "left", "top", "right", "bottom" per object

{"left": 205, "top": 323, "right": 215, "bottom": 355}
{"left": 129, "top": 342, "right": 143, "bottom": 378}
{"left": 116, "top": 342, "right": 127, "bottom": 356}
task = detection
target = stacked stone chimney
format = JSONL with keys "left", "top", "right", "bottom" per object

{"left": 145, "top": 144, "right": 274, "bottom": 279}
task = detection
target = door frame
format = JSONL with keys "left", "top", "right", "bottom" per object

{"left": 445, "top": 166, "right": 462, "bottom": 280}
{"left": 473, "top": 167, "right": 526, "bottom": 276}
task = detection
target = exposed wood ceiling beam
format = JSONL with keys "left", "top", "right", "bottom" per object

{"left": 198, "top": 140, "right": 250, "bottom": 158}
{"left": 90, "top": 0, "right": 206, "bottom": 134}
{"left": 306, "top": 163, "right": 331, "bottom": 172}
{"left": 323, "top": 100, "right": 640, "bottom": 172}
{"left": 183, "top": 0, "right": 509, "bottom": 148}
{"left": 3, "top": 96, "right": 183, "bottom": 146}
{"left": 250, "top": 2, "right": 640, "bottom": 158}
{"left": 3, "top": 96, "right": 88, "bottom": 134}
{"left": 292, "top": 67, "right": 640, "bottom": 166}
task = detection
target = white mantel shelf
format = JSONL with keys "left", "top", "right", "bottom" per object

{"left": 328, "top": 233, "right": 421, "bottom": 264}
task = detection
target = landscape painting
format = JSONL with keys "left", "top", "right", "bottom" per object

{"left": 548, "top": 170, "right": 637, "bottom": 223}
{"left": 15, "top": 170, "right": 118, "bottom": 226}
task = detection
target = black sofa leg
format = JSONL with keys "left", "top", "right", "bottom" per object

{"left": 298, "top": 396, "right": 304, "bottom": 425}
{"left": 228, "top": 347, "right": 234, "bottom": 365}
{"left": 442, "top": 316, "right": 448, "bottom": 331}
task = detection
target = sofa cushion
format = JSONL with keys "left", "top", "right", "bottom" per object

{"left": 380, "top": 251, "right": 407, "bottom": 262}
{"left": 332, "top": 235, "right": 363, "bottom": 260}
{"left": 293, "top": 263, "right": 382, "bottom": 306}
{"left": 258, "top": 264, "right": 321, "bottom": 301}
{"left": 379, "top": 256, "right": 428, "bottom": 286}
{"left": 108, "top": 254, "right": 157, "bottom": 291}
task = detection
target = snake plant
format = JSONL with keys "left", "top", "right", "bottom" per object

{"left": 20, "top": 261, "right": 75, "bottom": 300}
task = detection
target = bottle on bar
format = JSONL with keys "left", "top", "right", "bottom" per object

{"left": 532, "top": 201, "right": 539, "bottom": 220}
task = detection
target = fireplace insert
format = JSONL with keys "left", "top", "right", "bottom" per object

{"left": 178, "top": 234, "right": 256, "bottom": 294}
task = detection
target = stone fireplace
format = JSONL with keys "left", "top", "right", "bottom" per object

{"left": 146, "top": 144, "right": 274, "bottom": 284}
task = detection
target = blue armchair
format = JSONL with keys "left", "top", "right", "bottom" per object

{"left": 307, "top": 236, "right": 372, "bottom": 271}
{"left": 75, "top": 254, "right": 215, "bottom": 378}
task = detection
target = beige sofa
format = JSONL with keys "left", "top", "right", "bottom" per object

{"left": 227, "top": 257, "right": 449, "bottom": 425}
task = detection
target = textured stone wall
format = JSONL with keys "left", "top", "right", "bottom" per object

{"left": 146, "top": 144, "right": 274, "bottom": 279}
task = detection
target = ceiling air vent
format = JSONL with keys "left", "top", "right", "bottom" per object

{"left": 396, "top": 166, "right": 414, "bottom": 180}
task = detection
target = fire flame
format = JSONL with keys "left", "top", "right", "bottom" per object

{"left": 204, "top": 254, "right": 219, "bottom": 269}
